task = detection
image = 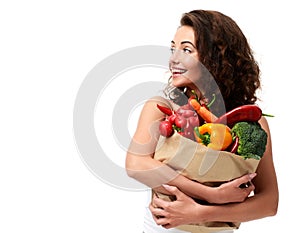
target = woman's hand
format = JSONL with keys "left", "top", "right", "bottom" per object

{"left": 207, "top": 173, "right": 256, "bottom": 204}
{"left": 149, "top": 184, "right": 206, "bottom": 229}
{"left": 149, "top": 173, "right": 256, "bottom": 228}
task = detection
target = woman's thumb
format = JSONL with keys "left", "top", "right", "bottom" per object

{"left": 162, "top": 184, "right": 183, "bottom": 199}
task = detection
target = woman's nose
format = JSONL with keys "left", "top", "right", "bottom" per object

{"left": 169, "top": 49, "right": 180, "bottom": 64}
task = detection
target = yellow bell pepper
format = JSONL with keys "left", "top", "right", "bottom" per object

{"left": 194, "top": 123, "right": 233, "bottom": 150}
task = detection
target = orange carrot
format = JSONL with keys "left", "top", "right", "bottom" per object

{"left": 189, "top": 98, "right": 218, "bottom": 123}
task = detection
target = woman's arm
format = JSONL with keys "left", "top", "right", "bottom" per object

{"left": 150, "top": 116, "right": 279, "bottom": 228}
{"left": 126, "top": 96, "right": 256, "bottom": 203}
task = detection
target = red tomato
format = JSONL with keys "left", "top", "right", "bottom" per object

{"left": 174, "top": 116, "right": 187, "bottom": 129}
{"left": 182, "top": 109, "right": 196, "bottom": 118}
{"left": 167, "top": 114, "right": 177, "bottom": 125}
{"left": 159, "top": 120, "right": 174, "bottom": 137}
{"left": 188, "top": 116, "right": 200, "bottom": 128}
{"left": 182, "top": 121, "right": 195, "bottom": 140}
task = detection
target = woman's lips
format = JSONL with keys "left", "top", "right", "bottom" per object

{"left": 171, "top": 68, "right": 187, "bottom": 77}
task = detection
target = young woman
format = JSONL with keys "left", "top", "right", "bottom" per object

{"left": 126, "top": 10, "right": 278, "bottom": 233}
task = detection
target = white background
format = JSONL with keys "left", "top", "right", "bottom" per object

{"left": 0, "top": 0, "right": 299, "bottom": 232}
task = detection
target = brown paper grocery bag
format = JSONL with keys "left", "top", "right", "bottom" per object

{"left": 153, "top": 131, "right": 260, "bottom": 233}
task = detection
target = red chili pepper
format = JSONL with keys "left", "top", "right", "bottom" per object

{"left": 228, "top": 136, "right": 239, "bottom": 154}
{"left": 206, "top": 94, "right": 216, "bottom": 109}
{"left": 157, "top": 104, "right": 173, "bottom": 116}
{"left": 214, "top": 105, "right": 263, "bottom": 126}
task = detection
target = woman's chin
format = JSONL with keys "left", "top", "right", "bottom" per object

{"left": 170, "top": 75, "right": 182, "bottom": 85}
{"left": 171, "top": 78, "right": 191, "bottom": 89}
{"left": 171, "top": 82, "right": 185, "bottom": 89}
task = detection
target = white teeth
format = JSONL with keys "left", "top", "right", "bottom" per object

{"left": 172, "top": 68, "right": 186, "bottom": 74}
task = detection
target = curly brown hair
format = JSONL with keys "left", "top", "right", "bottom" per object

{"left": 166, "top": 10, "right": 261, "bottom": 113}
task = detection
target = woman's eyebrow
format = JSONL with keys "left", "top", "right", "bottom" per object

{"left": 181, "top": 41, "right": 196, "bottom": 48}
{"left": 171, "top": 40, "right": 196, "bottom": 48}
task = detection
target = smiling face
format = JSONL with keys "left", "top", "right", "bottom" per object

{"left": 169, "top": 26, "right": 201, "bottom": 94}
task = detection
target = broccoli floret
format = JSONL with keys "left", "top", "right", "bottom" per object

{"left": 231, "top": 121, "right": 268, "bottom": 160}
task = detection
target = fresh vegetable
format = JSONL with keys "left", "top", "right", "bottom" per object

{"left": 188, "top": 98, "right": 218, "bottom": 123}
{"left": 156, "top": 104, "right": 173, "bottom": 116}
{"left": 173, "top": 104, "right": 199, "bottom": 140}
{"left": 174, "top": 116, "right": 187, "bottom": 129}
{"left": 189, "top": 90, "right": 216, "bottom": 110}
{"left": 227, "top": 136, "right": 239, "bottom": 154}
{"left": 214, "top": 105, "right": 263, "bottom": 127}
{"left": 159, "top": 120, "right": 174, "bottom": 137}
{"left": 194, "top": 123, "right": 233, "bottom": 150}
{"left": 157, "top": 103, "right": 199, "bottom": 140}
{"left": 167, "top": 114, "right": 177, "bottom": 125}
{"left": 206, "top": 93, "right": 216, "bottom": 109}
{"left": 180, "top": 118, "right": 197, "bottom": 140}
{"left": 231, "top": 121, "right": 267, "bottom": 159}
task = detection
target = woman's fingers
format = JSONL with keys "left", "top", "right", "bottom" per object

{"left": 162, "top": 184, "right": 185, "bottom": 200}
{"left": 236, "top": 179, "right": 255, "bottom": 202}
{"left": 233, "top": 173, "right": 257, "bottom": 188}
{"left": 152, "top": 195, "right": 169, "bottom": 209}
{"left": 149, "top": 202, "right": 168, "bottom": 217}
{"left": 242, "top": 181, "right": 255, "bottom": 195}
{"left": 151, "top": 185, "right": 186, "bottom": 211}
{"left": 149, "top": 201, "right": 171, "bottom": 226}
{"left": 216, "top": 173, "right": 256, "bottom": 204}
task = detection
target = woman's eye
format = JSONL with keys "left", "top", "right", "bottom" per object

{"left": 170, "top": 47, "right": 192, "bottom": 54}
{"left": 183, "top": 48, "right": 192, "bottom": 54}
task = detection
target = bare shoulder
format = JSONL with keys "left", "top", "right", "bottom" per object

{"left": 135, "top": 96, "right": 170, "bottom": 132}
{"left": 132, "top": 96, "right": 170, "bottom": 146}
{"left": 258, "top": 116, "right": 270, "bottom": 133}
{"left": 140, "top": 96, "right": 172, "bottom": 119}
{"left": 144, "top": 95, "right": 173, "bottom": 108}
